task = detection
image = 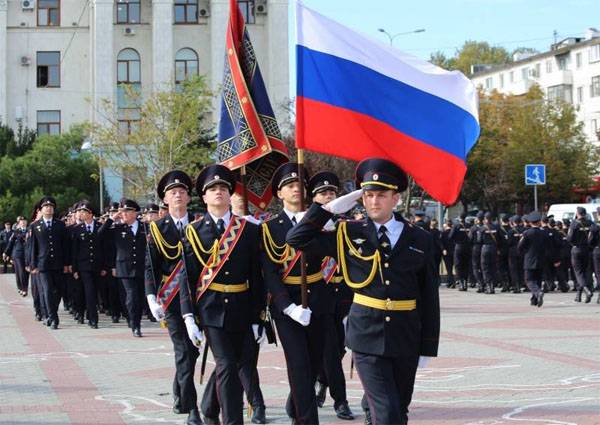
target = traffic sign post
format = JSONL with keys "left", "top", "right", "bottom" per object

{"left": 525, "top": 164, "right": 546, "bottom": 212}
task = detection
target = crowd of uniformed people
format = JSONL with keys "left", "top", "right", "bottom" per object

{"left": 0, "top": 158, "right": 595, "bottom": 425}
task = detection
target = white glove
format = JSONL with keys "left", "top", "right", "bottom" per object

{"left": 285, "top": 303, "right": 312, "bottom": 326}
{"left": 184, "top": 315, "right": 204, "bottom": 348}
{"left": 418, "top": 356, "right": 432, "bottom": 369}
{"left": 252, "top": 324, "right": 266, "bottom": 345}
{"left": 323, "top": 189, "right": 363, "bottom": 215}
{"left": 147, "top": 294, "right": 165, "bottom": 321}
{"left": 323, "top": 219, "right": 336, "bottom": 232}
{"left": 342, "top": 315, "right": 348, "bottom": 330}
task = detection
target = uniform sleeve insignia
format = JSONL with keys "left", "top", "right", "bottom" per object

{"left": 408, "top": 246, "right": 424, "bottom": 254}
{"left": 352, "top": 238, "right": 366, "bottom": 244}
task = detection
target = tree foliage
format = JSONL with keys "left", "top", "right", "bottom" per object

{"left": 0, "top": 127, "right": 100, "bottom": 222}
{"left": 430, "top": 41, "right": 511, "bottom": 76}
{"left": 88, "top": 76, "right": 216, "bottom": 201}
{"left": 460, "top": 86, "right": 598, "bottom": 213}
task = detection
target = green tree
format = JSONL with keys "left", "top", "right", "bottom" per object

{"left": 0, "top": 127, "right": 100, "bottom": 222}
{"left": 460, "top": 86, "right": 598, "bottom": 213}
{"left": 0, "top": 121, "right": 36, "bottom": 158}
{"left": 88, "top": 76, "right": 215, "bottom": 200}
{"left": 432, "top": 41, "right": 511, "bottom": 75}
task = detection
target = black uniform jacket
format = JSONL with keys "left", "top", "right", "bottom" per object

{"left": 507, "top": 225, "right": 526, "bottom": 256}
{"left": 180, "top": 214, "right": 264, "bottom": 332}
{"left": 449, "top": 222, "right": 470, "bottom": 245}
{"left": 287, "top": 203, "right": 440, "bottom": 359}
{"left": 30, "top": 218, "right": 70, "bottom": 272}
{"left": 517, "top": 227, "right": 548, "bottom": 270}
{"left": 567, "top": 218, "right": 592, "bottom": 248}
{"left": 261, "top": 211, "right": 333, "bottom": 319}
{"left": 4, "top": 229, "right": 27, "bottom": 259}
{"left": 71, "top": 221, "right": 106, "bottom": 273}
{"left": 144, "top": 213, "right": 194, "bottom": 303}
{"left": 99, "top": 218, "right": 147, "bottom": 278}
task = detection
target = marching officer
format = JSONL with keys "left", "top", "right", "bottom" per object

{"left": 71, "top": 201, "right": 105, "bottom": 329}
{"left": 0, "top": 222, "right": 13, "bottom": 273}
{"left": 518, "top": 212, "right": 548, "bottom": 307}
{"left": 567, "top": 207, "right": 594, "bottom": 303}
{"left": 27, "top": 202, "right": 46, "bottom": 322}
{"left": 100, "top": 199, "right": 147, "bottom": 336}
{"left": 498, "top": 214, "right": 511, "bottom": 292}
{"left": 541, "top": 217, "right": 561, "bottom": 292}
{"left": 287, "top": 158, "right": 440, "bottom": 425}
{"left": 441, "top": 219, "right": 455, "bottom": 288}
{"left": 179, "top": 164, "right": 264, "bottom": 425}
{"left": 261, "top": 163, "right": 333, "bottom": 425}
{"left": 507, "top": 216, "right": 525, "bottom": 293}
{"left": 479, "top": 212, "right": 501, "bottom": 294}
{"left": 308, "top": 171, "right": 354, "bottom": 421}
{"left": 29, "top": 196, "right": 71, "bottom": 329}
{"left": 587, "top": 208, "right": 600, "bottom": 303}
{"left": 449, "top": 213, "right": 470, "bottom": 291}
{"left": 554, "top": 221, "right": 572, "bottom": 293}
{"left": 144, "top": 171, "right": 201, "bottom": 425}
{"left": 469, "top": 212, "right": 484, "bottom": 291}
{"left": 143, "top": 202, "right": 160, "bottom": 223}
{"left": 4, "top": 217, "right": 30, "bottom": 296}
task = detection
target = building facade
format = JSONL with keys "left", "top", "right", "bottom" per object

{"left": 471, "top": 29, "right": 600, "bottom": 146}
{"left": 0, "top": 0, "right": 289, "bottom": 200}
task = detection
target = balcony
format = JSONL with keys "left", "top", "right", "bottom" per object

{"left": 543, "top": 70, "right": 573, "bottom": 87}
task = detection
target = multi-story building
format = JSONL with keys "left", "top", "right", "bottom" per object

{"left": 0, "top": 0, "right": 289, "bottom": 199}
{"left": 471, "top": 28, "right": 600, "bottom": 146}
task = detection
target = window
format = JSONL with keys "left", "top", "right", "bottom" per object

{"left": 592, "top": 119, "right": 598, "bottom": 135}
{"left": 118, "top": 108, "right": 141, "bottom": 135}
{"left": 521, "top": 67, "right": 529, "bottom": 80}
{"left": 37, "top": 110, "right": 60, "bottom": 135}
{"left": 237, "top": 0, "right": 255, "bottom": 24}
{"left": 592, "top": 76, "right": 600, "bottom": 98}
{"left": 175, "top": 0, "right": 197, "bottom": 23}
{"left": 576, "top": 52, "right": 582, "bottom": 68}
{"left": 117, "top": 48, "right": 140, "bottom": 84}
{"left": 38, "top": 0, "right": 60, "bottom": 26}
{"left": 557, "top": 55, "right": 569, "bottom": 70}
{"left": 175, "top": 48, "right": 199, "bottom": 85}
{"left": 499, "top": 73, "right": 504, "bottom": 88}
{"left": 547, "top": 85, "right": 572, "bottom": 103}
{"left": 117, "top": 0, "right": 140, "bottom": 24}
{"left": 485, "top": 77, "right": 493, "bottom": 90}
{"left": 509, "top": 71, "right": 514, "bottom": 83}
{"left": 534, "top": 63, "right": 541, "bottom": 78}
{"left": 590, "top": 45, "right": 600, "bottom": 63}
{"left": 577, "top": 86, "right": 584, "bottom": 103}
{"left": 117, "top": 49, "right": 141, "bottom": 134}
{"left": 37, "top": 52, "right": 60, "bottom": 88}
{"left": 546, "top": 60, "right": 552, "bottom": 73}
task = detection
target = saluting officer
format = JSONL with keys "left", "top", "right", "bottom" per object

{"left": 288, "top": 158, "right": 440, "bottom": 425}
{"left": 144, "top": 171, "right": 201, "bottom": 425}
{"left": 567, "top": 207, "right": 594, "bottom": 303}
{"left": 100, "top": 199, "right": 147, "bottom": 337}
{"left": 479, "top": 212, "right": 501, "bottom": 294}
{"left": 4, "top": 217, "right": 30, "bottom": 296}
{"left": 469, "top": 212, "right": 485, "bottom": 290}
{"left": 179, "top": 164, "right": 264, "bottom": 425}
{"left": 518, "top": 212, "right": 548, "bottom": 307}
{"left": 308, "top": 171, "right": 354, "bottom": 421}
{"left": 507, "top": 215, "right": 525, "bottom": 293}
{"left": 449, "top": 213, "right": 470, "bottom": 291}
{"left": 440, "top": 219, "right": 455, "bottom": 289}
{"left": 30, "top": 196, "right": 71, "bottom": 329}
{"left": 261, "top": 163, "right": 333, "bottom": 425}
{"left": 71, "top": 201, "right": 106, "bottom": 329}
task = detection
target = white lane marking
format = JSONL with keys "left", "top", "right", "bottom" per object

{"left": 95, "top": 394, "right": 181, "bottom": 423}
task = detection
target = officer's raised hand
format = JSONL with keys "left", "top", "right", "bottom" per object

{"left": 323, "top": 189, "right": 363, "bottom": 215}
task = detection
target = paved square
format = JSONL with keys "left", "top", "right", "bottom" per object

{"left": 1, "top": 274, "right": 599, "bottom": 425}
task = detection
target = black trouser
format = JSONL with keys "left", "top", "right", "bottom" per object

{"left": 202, "top": 326, "right": 246, "bottom": 425}
{"left": 508, "top": 253, "right": 523, "bottom": 291}
{"left": 442, "top": 252, "right": 455, "bottom": 286}
{"left": 317, "top": 305, "right": 348, "bottom": 408}
{"left": 13, "top": 258, "right": 29, "bottom": 292}
{"left": 571, "top": 247, "right": 593, "bottom": 291}
{"left": 120, "top": 277, "right": 143, "bottom": 329}
{"left": 275, "top": 314, "right": 326, "bottom": 424}
{"left": 543, "top": 258, "right": 558, "bottom": 289}
{"left": 39, "top": 270, "right": 64, "bottom": 325}
{"left": 453, "top": 244, "right": 470, "bottom": 281}
{"left": 202, "top": 327, "right": 265, "bottom": 418}
{"left": 592, "top": 247, "right": 600, "bottom": 289}
{"left": 525, "top": 269, "right": 543, "bottom": 297}
{"left": 498, "top": 250, "right": 510, "bottom": 286}
{"left": 471, "top": 245, "right": 483, "bottom": 284}
{"left": 354, "top": 351, "right": 418, "bottom": 425}
{"left": 106, "top": 275, "right": 125, "bottom": 320}
{"left": 30, "top": 273, "right": 43, "bottom": 317}
{"left": 71, "top": 274, "right": 85, "bottom": 317}
{"left": 481, "top": 245, "right": 498, "bottom": 286}
{"left": 165, "top": 305, "right": 199, "bottom": 414}
{"left": 79, "top": 271, "right": 99, "bottom": 324}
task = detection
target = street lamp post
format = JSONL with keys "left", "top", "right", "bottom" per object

{"left": 378, "top": 28, "right": 425, "bottom": 46}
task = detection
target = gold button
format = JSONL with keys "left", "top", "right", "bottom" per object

{"left": 385, "top": 316, "right": 390, "bottom": 322}
{"left": 384, "top": 262, "right": 389, "bottom": 268}
{"left": 224, "top": 298, "right": 229, "bottom": 303}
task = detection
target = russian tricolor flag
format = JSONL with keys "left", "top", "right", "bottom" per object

{"left": 295, "top": 2, "right": 480, "bottom": 205}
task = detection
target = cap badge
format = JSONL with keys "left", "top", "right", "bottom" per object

{"left": 291, "top": 172, "right": 297, "bottom": 178}
{"left": 174, "top": 179, "right": 180, "bottom": 184}
{"left": 214, "top": 175, "right": 220, "bottom": 180}
{"left": 373, "top": 174, "right": 379, "bottom": 181}
{"left": 324, "top": 180, "right": 329, "bottom": 185}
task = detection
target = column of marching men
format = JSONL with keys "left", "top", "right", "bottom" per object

{"left": 3, "top": 159, "right": 600, "bottom": 425}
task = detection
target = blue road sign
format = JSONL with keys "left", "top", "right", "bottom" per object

{"left": 525, "top": 164, "right": 546, "bottom": 185}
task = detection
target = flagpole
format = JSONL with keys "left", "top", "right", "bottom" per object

{"left": 240, "top": 165, "right": 249, "bottom": 215}
{"left": 297, "top": 149, "right": 308, "bottom": 308}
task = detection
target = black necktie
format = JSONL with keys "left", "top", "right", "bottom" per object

{"left": 87, "top": 225, "right": 92, "bottom": 234}
{"left": 129, "top": 225, "right": 134, "bottom": 236}
{"left": 379, "top": 225, "right": 391, "bottom": 257}
{"left": 177, "top": 221, "right": 184, "bottom": 237}
{"left": 46, "top": 221, "right": 52, "bottom": 230}
{"left": 216, "top": 219, "right": 225, "bottom": 238}
{"left": 291, "top": 216, "right": 297, "bottom": 226}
